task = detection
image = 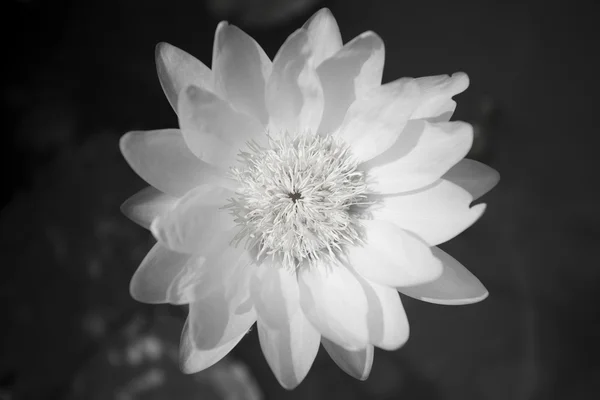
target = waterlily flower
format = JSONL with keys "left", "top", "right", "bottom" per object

{"left": 120, "top": 8, "right": 499, "bottom": 389}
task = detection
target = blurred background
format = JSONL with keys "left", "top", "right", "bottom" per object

{"left": 1, "top": 0, "right": 599, "bottom": 399}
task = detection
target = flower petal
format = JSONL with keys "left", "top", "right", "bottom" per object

{"left": 298, "top": 261, "right": 409, "bottom": 351}
{"left": 371, "top": 179, "right": 486, "bottom": 246}
{"left": 129, "top": 243, "right": 192, "bottom": 304}
{"left": 150, "top": 184, "right": 235, "bottom": 253}
{"left": 398, "top": 247, "right": 488, "bottom": 305}
{"left": 303, "top": 8, "right": 343, "bottom": 66}
{"left": 178, "top": 85, "right": 266, "bottom": 168}
{"left": 166, "top": 229, "right": 238, "bottom": 305}
{"left": 442, "top": 159, "right": 500, "bottom": 201}
{"left": 363, "top": 120, "right": 474, "bottom": 193}
{"left": 212, "top": 22, "right": 271, "bottom": 124}
{"left": 316, "top": 31, "right": 385, "bottom": 134}
{"left": 347, "top": 219, "right": 443, "bottom": 287}
{"left": 336, "top": 78, "right": 421, "bottom": 162}
{"left": 189, "top": 244, "right": 256, "bottom": 350}
{"left": 251, "top": 260, "right": 320, "bottom": 389}
{"left": 155, "top": 42, "right": 213, "bottom": 113}
{"left": 120, "top": 186, "right": 177, "bottom": 229}
{"left": 321, "top": 338, "right": 373, "bottom": 381}
{"left": 180, "top": 317, "right": 244, "bottom": 374}
{"left": 412, "top": 72, "right": 470, "bottom": 120}
{"left": 265, "top": 28, "right": 324, "bottom": 135}
{"left": 120, "top": 129, "right": 226, "bottom": 197}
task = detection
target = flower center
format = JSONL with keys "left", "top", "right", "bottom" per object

{"left": 228, "top": 132, "right": 368, "bottom": 270}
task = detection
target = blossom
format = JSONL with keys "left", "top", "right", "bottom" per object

{"left": 120, "top": 8, "right": 499, "bottom": 389}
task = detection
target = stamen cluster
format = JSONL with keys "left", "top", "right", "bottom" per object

{"left": 228, "top": 133, "right": 368, "bottom": 270}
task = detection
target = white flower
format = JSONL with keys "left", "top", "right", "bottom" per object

{"left": 120, "top": 8, "right": 499, "bottom": 389}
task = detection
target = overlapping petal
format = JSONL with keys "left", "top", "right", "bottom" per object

{"left": 120, "top": 186, "right": 177, "bottom": 229}
{"left": 155, "top": 42, "right": 213, "bottom": 113}
{"left": 150, "top": 184, "right": 235, "bottom": 253}
{"left": 412, "top": 72, "right": 470, "bottom": 120}
{"left": 251, "top": 260, "right": 320, "bottom": 389}
{"left": 178, "top": 86, "right": 267, "bottom": 168}
{"left": 363, "top": 120, "right": 474, "bottom": 193}
{"left": 188, "top": 243, "right": 256, "bottom": 350}
{"left": 442, "top": 159, "right": 500, "bottom": 201}
{"left": 303, "top": 8, "right": 342, "bottom": 66}
{"left": 371, "top": 179, "right": 486, "bottom": 246}
{"left": 129, "top": 243, "right": 192, "bottom": 304}
{"left": 347, "top": 219, "right": 442, "bottom": 287}
{"left": 317, "top": 31, "right": 385, "bottom": 134}
{"left": 298, "top": 261, "right": 409, "bottom": 351}
{"left": 180, "top": 318, "right": 245, "bottom": 374}
{"left": 120, "top": 129, "right": 225, "bottom": 197}
{"left": 212, "top": 22, "right": 272, "bottom": 124}
{"left": 321, "top": 338, "right": 373, "bottom": 380}
{"left": 265, "top": 28, "right": 324, "bottom": 135}
{"left": 336, "top": 78, "right": 421, "bottom": 162}
{"left": 398, "top": 247, "right": 488, "bottom": 305}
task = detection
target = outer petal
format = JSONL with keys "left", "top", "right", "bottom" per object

{"left": 212, "top": 22, "right": 272, "bottom": 124}
{"left": 303, "top": 8, "right": 343, "bottom": 66}
{"left": 189, "top": 243, "right": 256, "bottom": 350}
{"left": 363, "top": 120, "right": 474, "bottom": 193}
{"left": 321, "top": 338, "right": 373, "bottom": 381}
{"left": 120, "top": 186, "right": 177, "bottom": 229}
{"left": 398, "top": 247, "right": 489, "bottom": 305}
{"left": 347, "top": 219, "right": 442, "bottom": 287}
{"left": 265, "top": 28, "right": 324, "bottom": 135}
{"left": 298, "top": 261, "right": 409, "bottom": 351}
{"left": 442, "top": 159, "right": 500, "bottom": 201}
{"left": 150, "top": 184, "right": 235, "bottom": 254}
{"left": 129, "top": 243, "right": 192, "bottom": 304}
{"left": 336, "top": 78, "right": 421, "bottom": 162}
{"left": 412, "top": 72, "right": 470, "bottom": 120}
{"left": 316, "top": 31, "right": 385, "bottom": 134}
{"left": 180, "top": 318, "right": 244, "bottom": 374}
{"left": 120, "top": 129, "right": 225, "bottom": 197}
{"left": 252, "top": 260, "right": 320, "bottom": 389}
{"left": 155, "top": 42, "right": 213, "bottom": 113}
{"left": 178, "top": 85, "right": 266, "bottom": 168}
{"left": 370, "top": 179, "right": 486, "bottom": 246}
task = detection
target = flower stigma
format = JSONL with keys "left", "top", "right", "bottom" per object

{"left": 227, "top": 132, "right": 370, "bottom": 271}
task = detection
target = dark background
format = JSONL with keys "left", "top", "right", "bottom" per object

{"left": 1, "top": 0, "right": 599, "bottom": 399}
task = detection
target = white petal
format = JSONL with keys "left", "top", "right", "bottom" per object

{"left": 412, "top": 72, "right": 470, "bottom": 120}
{"left": 129, "top": 243, "right": 191, "bottom": 304}
{"left": 298, "top": 261, "right": 409, "bottom": 350}
{"left": 442, "top": 158, "right": 500, "bottom": 201}
{"left": 180, "top": 318, "right": 243, "bottom": 374}
{"left": 363, "top": 120, "right": 474, "bottom": 193}
{"left": 251, "top": 260, "right": 320, "bottom": 389}
{"left": 303, "top": 8, "right": 342, "bottom": 66}
{"left": 120, "top": 129, "right": 226, "bottom": 197}
{"left": 155, "top": 42, "right": 213, "bottom": 113}
{"left": 321, "top": 338, "right": 373, "bottom": 380}
{"left": 371, "top": 179, "right": 486, "bottom": 246}
{"left": 212, "top": 22, "right": 272, "bottom": 124}
{"left": 150, "top": 184, "right": 235, "bottom": 253}
{"left": 298, "top": 262, "right": 369, "bottom": 349}
{"left": 189, "top": 245, "right": 256, "bottom": 350}
{"left": 336, "top": 78, "right": 421, "bottom": 162}
{"left": 316, "top": 31, "right": 385, "bottom": 134}
{"left": 348, "top": 219, "right": 442, "bottom": 287}
{"left": 120, "top": 186, "right": 177, "bottom": 229}
{"left": 178, "top": 85, "right": 266, "bottom": 168}
{"left": 166, "top": 229, "right": 238, "bottom": 304}
{"left": 398, "top": 247, "right": 489, "bottom": 305}
{"left": 266, "top": 28, "right": 324, "bottom": 135}
{"left": 364, "top": 280, "right": 410, "bottom": 350}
